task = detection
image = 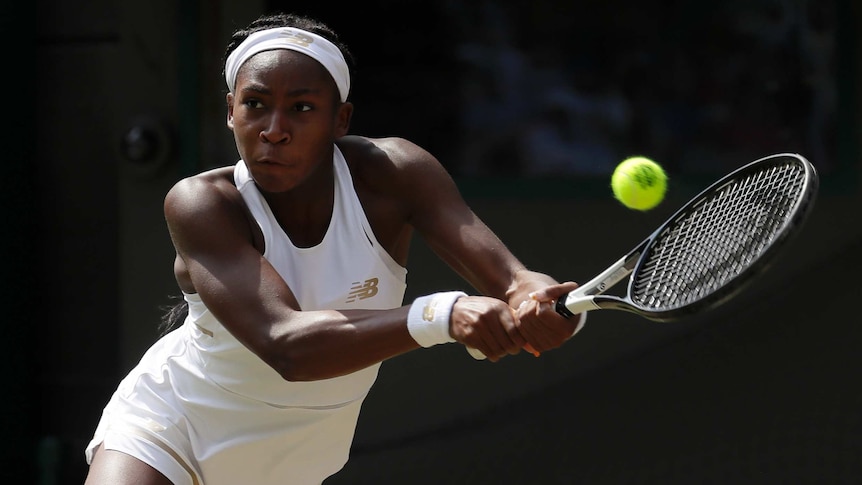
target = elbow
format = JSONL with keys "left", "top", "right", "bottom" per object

{"left": 266, "top": 352, "right": 311, "bottom": 382}
{"left": 252, "top": 314, "right": 350, "bottom": 382}
{"left": 243, "top": 323, "right": 317, "bottom": 381}
{"left": 262, "top": 345, "right": 325, "bottom": 382}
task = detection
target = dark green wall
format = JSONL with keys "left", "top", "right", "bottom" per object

{"left": 335, "top": 185, "right": 862, "bottom": 483}
{"left": 17, "top": 0, "right": 862, "bottom": 483}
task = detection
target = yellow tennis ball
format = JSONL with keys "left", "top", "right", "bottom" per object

{"left": 611, "top": 156, "right": 667, "bottom": 211}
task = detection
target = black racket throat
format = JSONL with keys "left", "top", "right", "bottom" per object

{"left": 557, "top": 153, "right": 818, "bottom": 322}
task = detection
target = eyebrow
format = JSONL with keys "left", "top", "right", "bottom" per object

{"left": 239, "top": 82, "right": 322, "bottom": 98}
{"left": 239, "top": 83, "right": 272, "bottom": 95}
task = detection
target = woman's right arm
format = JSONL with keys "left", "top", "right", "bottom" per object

{"left": 163, "top": 174, "right": 422, "bottom": 381}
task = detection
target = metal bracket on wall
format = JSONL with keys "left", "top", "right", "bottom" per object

{"left": 117, "top": 115, "right": 175, "bottom": 178}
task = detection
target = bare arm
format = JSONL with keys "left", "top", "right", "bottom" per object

{"left": 166, "top": 137, "right": 580, "bottom": 380}
{"left": 164, "top": 174, "right": 420, "bottom": 381}
{"left": 381, "top": 139, "right": 581, "bottom": 358}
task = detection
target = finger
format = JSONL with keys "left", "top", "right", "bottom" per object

{"left": 509, "top": 307, "right": 540, "bottom": 357}
{"left": 528, "top": 281, "right": 579, "bottom": 303}
{"left": 471, "top": 304, "right": 523, "bottom": 361}
{"left": 496, "top": 306, "right": 526, "bottom": 355}
{"left": 538, "top": 300, "right": 583, "bottom": 347}
{"left": 514, "top": 300, "right": 556, "bottom": 353}
{"left": 517, "top": 299, "right": 573, "bottom": 352}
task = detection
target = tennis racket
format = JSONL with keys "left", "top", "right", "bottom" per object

{"left": 469, "top": 153, "right": 818, "bottom": 360}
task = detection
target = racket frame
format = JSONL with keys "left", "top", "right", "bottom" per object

{"left": 556, "top": 153, "right": 819, "bottom": 322}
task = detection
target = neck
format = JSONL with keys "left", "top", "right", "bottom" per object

{"left": 263, "top": 159, "right": 335, "bottom": 248}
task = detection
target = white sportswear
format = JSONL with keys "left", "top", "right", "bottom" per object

{"left": 85, "top": 146, "right": 407, "bottom": 485}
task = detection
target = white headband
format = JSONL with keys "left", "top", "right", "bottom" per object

{"left": 225, "top": 27, "right": 350, "bottom": 102}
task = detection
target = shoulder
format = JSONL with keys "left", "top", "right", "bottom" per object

{"left": 336, "top": 136, "right": 468, "bottom": 235}
{"left": 164, "top": 166, "right": 240, "bottom": 217}
{"left": 163, "top": 165, "right": 259, "bottom": 249}
{"left": 336, "top": 135, "right": 449, "bottom": 197}
{"left": 337, "top": 134, "right": 432, "bottom": 169}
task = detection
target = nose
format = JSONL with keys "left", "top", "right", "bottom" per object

{"left": 259, "top": 111, "right": 291, "bottom": 144}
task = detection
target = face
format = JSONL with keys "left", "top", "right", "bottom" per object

{"left": 227, "top": 49, "right": 352, "bottom": 194}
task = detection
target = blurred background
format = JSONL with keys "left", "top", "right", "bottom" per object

{"left": 4, "top": 0, "right": 860, "bottom": 483}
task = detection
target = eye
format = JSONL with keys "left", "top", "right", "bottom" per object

{"left": 294, "top": 103, "right": 313, "bottom": 112}
{"left": 243, "top": 99, "right": 265, "bottom": 109}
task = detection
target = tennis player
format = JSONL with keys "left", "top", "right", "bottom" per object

{"left": 83, "top": 12, "right": 585, "bottom": 485}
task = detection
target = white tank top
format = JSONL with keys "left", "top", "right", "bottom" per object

{"left": 185, "top": 145, "right": 407, "bottom": 406}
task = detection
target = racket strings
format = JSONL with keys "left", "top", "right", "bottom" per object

{"left": 631, "top": 160, "right": 807, "bottom": 310}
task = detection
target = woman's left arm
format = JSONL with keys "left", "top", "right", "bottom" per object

{"left": 385, "top": 138, "right": 583, "bottom": 355}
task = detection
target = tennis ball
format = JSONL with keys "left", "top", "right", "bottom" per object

{"left": 611, "top": 156, "right": 667, "bottom": 211}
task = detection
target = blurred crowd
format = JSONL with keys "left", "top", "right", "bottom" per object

{"left": 448, "top": 0, "right": 838, "bottom": 177}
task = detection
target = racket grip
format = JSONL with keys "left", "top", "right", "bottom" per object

{"left": 555, "top": 298, "right": 577, "bottom": 318}
{"left": 556, "top": 294, "right": 600, "bottom": 317}
{"left": 467, "top": 346, "right": 486, "bottom": 360}
{"left": 466, "top": 343, "right": 540, "bottom": 360}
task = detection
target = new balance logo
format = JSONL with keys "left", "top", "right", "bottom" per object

{"left": 346, "top": 278, "right": 379, "bottom": 303}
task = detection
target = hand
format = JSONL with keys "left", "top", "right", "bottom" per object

{"left": 449, "top": 296, "right": 527, "bottom": 362}
{"left": 514, "top": 281, "right": 582, "bottom": 355}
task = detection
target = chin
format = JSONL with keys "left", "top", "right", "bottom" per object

{"left": 249, "top": 169, "right": 301, "bottom": 193}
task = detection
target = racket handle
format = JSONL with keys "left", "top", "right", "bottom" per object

{"left": 466, "top": 343, "right": 540, "bottom": 360}
{"left": 556, "top": 294, "right": 600, "bottom": 317}
{"left": 555, "top": 297, "right": 577, "bottom": 318}
{"left": 467, "top": 346, "right": 486, "bottom": 360}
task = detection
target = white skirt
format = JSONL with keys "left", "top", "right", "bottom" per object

{"left": 85, "top": 321, "right": 374, "bottom": 485}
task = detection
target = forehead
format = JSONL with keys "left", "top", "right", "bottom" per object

{"left": 235, "top": 49, "right": 333, "bottom": 90}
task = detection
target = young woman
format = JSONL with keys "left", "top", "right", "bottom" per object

{"left": 84, "top": 12, "right": 585, "bottom": 485}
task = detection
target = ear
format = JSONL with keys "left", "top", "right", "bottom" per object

{"left": 226, "top": 93, "right": 235, "bottom": 130}
{"left": 334, "top": 102, "right": 353, "bottom": 138}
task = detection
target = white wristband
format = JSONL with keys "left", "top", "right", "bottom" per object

{"left": 407, "top": 291, "right": 467, "bottom": 347}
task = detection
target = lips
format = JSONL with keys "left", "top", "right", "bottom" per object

{"left": 256, "top": 156, "right": 292, "bottom": 167}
